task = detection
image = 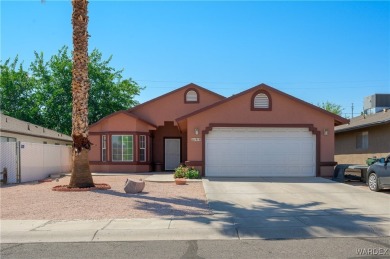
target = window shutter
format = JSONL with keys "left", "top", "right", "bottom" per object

{"left": 254, "top": 93, "right": 269, "bottom": 109}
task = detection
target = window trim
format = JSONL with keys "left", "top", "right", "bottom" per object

{"left": 101, "top": 135, "right": 107, "bottom": 162}
{"left": 111, "top": 135, "right": 134, "bottom": 162}
{"left": 139, "top": 135, "right": 147, "bottom": 162}
{"left": 251, "top": 90, "right": 272, "bottom": 111}
{"left": 184, "top": 88, "right": 200, "bottom": 103}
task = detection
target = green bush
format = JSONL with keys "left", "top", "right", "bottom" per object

{"left": 188, "top": 168, "right": 200, "bottom": 179}
{"left": 173, "top": 165, "right": 200, "bottom": 179}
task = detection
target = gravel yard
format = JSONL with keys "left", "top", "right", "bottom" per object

{"left": 0, "top": 175, "right": 212, "bottom": 220}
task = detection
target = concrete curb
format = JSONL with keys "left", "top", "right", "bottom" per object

{"left": 2, "top": 214, "right": 389, "bottom": 244}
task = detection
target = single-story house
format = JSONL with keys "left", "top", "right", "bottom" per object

{"left": 335, "top": 110, "right": 390, "bottom": 164}
{"left": 89, "top": 83, "right": 347, "bottom": 177}
{"left": 0, "top": 113, "right": 72, "bottom": 145}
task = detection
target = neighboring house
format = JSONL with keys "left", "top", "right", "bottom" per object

{"left": 335, "top": 110, "right": 390, "bottom": 165}
{"left": 89, "top": 83, "right": 347, "bottom": 177}
{"left": 0, "top": 113, "right": 72, "bottom": 145}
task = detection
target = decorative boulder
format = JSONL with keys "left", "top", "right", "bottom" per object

{"left": 124, "top": 179, "right": 145, "bottom": 194}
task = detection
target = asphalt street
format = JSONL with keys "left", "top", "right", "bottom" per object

{"left": 2, "top": 237, "right": 390, "bottom": 259}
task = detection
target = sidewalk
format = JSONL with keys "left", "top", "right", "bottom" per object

{"left": 2, "top": 213, "right": 388, "bottom": 244}
{"left": 1, "top": 216, "right": 238, "bottom": 243}
{"left": 2, "top": 175, "right": 389, "bottom": 244}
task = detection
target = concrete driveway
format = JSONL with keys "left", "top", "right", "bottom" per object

{"left": 202, "top": 177, "right": 390, "bottom": 239}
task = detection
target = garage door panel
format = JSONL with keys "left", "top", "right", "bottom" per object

{"left": 205, "top": 127, "right": 316, "bottom": 177}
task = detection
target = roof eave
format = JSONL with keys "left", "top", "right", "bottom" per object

{"left": 335, "top": 120, "right": 390, "bottom": 133}
{"left": 89, "top": 110, "right": 157, "bottom": 129}
{"left": 129, "top": 83, "right": 225, "bottom": 112}
{"left": 177, "top": 83, "right": 350, "bottom": 125}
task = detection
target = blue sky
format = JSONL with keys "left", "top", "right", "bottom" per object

{"left": 1, "top": 1, "right": 389, "bottom": 118}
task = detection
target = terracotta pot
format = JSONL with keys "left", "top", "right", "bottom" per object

{"left": 175, "top": 178, "right": 186, "bottom": 185}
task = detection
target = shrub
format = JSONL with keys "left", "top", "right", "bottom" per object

{"left": 174, "top": 164, "right": 188, "bottom": 179}
{"left": 188, "top": 167, "right": 200, "bottom": 179}
{"left": 173, "top": 165, "right": 201, "bottom": 179}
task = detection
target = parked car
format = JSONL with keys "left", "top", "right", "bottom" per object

{"left": 367, "top": 155, "right": 390, "bottom": 191}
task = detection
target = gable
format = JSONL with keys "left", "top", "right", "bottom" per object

{"left": 129, "top": 83, "right": 225, "bottom": 126}
{"left": 89, "top": 111, "right": 156, "bottom": 132}
{"left": 177, "top": 83, "right": 348, "bottom": 126}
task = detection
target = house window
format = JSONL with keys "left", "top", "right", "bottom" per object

{"left": 112, "top": 135, "right": 133, "bottom": 161}
{"left": 102, "top": 135, "right": 107, "bottom": 162}
{"left": 356, "top": 131, "right": 368, "bottom": 150}
{"left": 185, "top": 89, "right": 199, "bottom": 103}
{"left": 251, "top": 90, "right": 272, "bottom": 110}
{"left": 0, "top": 137, "right": 16, "bottom": 142}
{"left": 139, "top": 135, "right": 146, "bottom": 162}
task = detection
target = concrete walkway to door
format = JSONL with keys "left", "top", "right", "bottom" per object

{"left": 202, "top": 177, "right": 390, "bottom": 240}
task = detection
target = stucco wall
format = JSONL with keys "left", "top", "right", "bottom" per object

{"left": 335, "top": 123, "right": 390, "bottom": 164}
{"left": 90, "top": 164, "right": 150, "bottom": 173}
{"left": 151, "top": 121, "right": 187, "bottom": 170}
{"left": 89, "top": 112, "right": 155, "bottom": 173}
{"left": 185, "top": 87, "right": 336, "bottom": 176}
{"left": 89, "top": 112, "right": 155, "bottom": 132}
{"left": 131, "top": 86, "right": 224, "bottom": 126}
{"left": 89, "top": 135, "right": 101, "bottom": 162}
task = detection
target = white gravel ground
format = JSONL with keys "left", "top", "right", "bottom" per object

{"left": 0, "top": 175, "right": 212, "bottom": 220}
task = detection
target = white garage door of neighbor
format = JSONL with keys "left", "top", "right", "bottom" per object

{"left": 205, "top": 127, "right": 316, "bottom": 177}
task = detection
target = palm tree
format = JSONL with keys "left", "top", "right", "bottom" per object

{"left": 69, "top": 0, "right": 94, "bottom": 188}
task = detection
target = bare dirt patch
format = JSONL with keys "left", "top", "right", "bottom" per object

{"left": 0, "top": 175, "right": 212, "bottom": 220}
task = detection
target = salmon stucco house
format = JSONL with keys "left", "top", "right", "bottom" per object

{"left": 88, "top": 83, "right": 348, "bottom": 177}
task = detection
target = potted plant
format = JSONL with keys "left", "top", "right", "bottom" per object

{"left": 173, "top": 164, "right": 188, "bottom": 185}
{"left": 173, "top": 165, "right": 201, "bottom": 185}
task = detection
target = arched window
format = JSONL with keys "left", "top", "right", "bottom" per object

{"left": 251, "top": 90, "right": 272, "bottom": 111}
{"left": 185, "top": 89, "right": 199, "bottom": 103}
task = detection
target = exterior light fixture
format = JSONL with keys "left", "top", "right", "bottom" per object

{"left": 194, "top": 128, "right": 199, "bottom": 135}
{"left": 324, "top": 129, "right": 329, "bottom": 136}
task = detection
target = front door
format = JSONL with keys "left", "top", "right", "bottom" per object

{"left": 164, "top": 138, "right": 181, "bottom": 170}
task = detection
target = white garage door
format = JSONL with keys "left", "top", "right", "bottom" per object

{"left": 205, "top": 127, "right": 316, "bottom": 177}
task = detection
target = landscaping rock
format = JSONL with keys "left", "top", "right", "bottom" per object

{"left": 124, "top": 178, "right": 145, "bottom": 194}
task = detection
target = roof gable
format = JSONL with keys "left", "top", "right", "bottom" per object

{"left": 89, "top": 110, "right": 157, "bottom": 131}
{"left": 176, "top": 83, "right": 348, "bottom": 126}
{"left": 128, "top": 83, "right": 226, "bottom": 126}
{"left": 129, "top": 83, "right": 225, "bottom": 113}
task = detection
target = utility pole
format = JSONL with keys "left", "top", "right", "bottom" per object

{"left": 351, "top": 103, "right": 354, "bottom": 118}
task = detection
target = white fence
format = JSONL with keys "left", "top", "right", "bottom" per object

{"left": 0, "top": 142, "right": 72, "bottom": 183}
{"left": 20, "top": 142, "right": 72, "bottom": 183}
{"left": 0, "top": 142, "right": 19, "bottom": 183}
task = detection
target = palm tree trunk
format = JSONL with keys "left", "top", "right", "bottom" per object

{"left": 69, "top": 0, "right": 94, "bottom": 188}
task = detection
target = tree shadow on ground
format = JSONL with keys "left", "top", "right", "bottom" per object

{"left": 92, "top": 179, "right": 389, "bottom": 239}
{"left": 91, "top": 187, "right": 212, "bottom": 217}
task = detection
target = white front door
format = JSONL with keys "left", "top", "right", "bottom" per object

{"left": 165, "top": 138, "right": 181, "bottom": 170}
{"left": 205, "top": 127, "right": 316, "bottom": 177}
